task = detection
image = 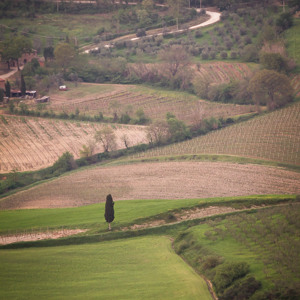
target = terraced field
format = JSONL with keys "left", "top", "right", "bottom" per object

{"left": 38, "top": 83, "right": 257, "bottom": 125}
{"left": 0, "top": 115, "right": 147, "bottom": 173}
{"left": 194, "top": 61, "right": 256, "bottom": 83}
{"left": 129, "top": 102, "right": 300, "bottom": 166}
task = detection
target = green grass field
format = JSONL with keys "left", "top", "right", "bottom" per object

{"left": 0, "top": 196, "right": 298, "bottom": 299}
{"left": 0, "top": 195, "right": 285, "bottom": 233}
{"left": 0, "top": 236, "right": 212, "bottom": 300}
{"left": 0, "top": 198, "right": 203, "bottom": 233}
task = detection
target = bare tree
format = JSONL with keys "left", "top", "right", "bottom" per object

{"left": 159, "top": 45, "right": 191, "bottom": 78}
{"left": 94, "top": 126, "right": 117, "bottom": 152}
{"left": 147, "top": 120, "right": 170, "bottom": 145}
{"left": 79, "top": 140, "right": 96, "bottom": 158}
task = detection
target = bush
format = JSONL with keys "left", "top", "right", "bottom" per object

{"left": 220, "top": 51, "right": 228, "bottom": 59}
{"left": 51, "top": 152, "right": 76, "bottom": 174}
{"left": 136, "top": 28, "right": 146, "bottom": 37}
{"left": 276, "top": 12, "right": 294, "bottom": 32}
{"left": 230, "top": 51, "right": 237, "bottom": 59}
{"left": 241, "top": 44, "right": 259, "bottom": 62}
{"left": 220, "top": 276, "right": 261, "bottom": 300}
{"left": 259, "top": 52, "right": 288, "bottom": 73}
{"left": 202, "top": 255, "right": 222, "bottom": 270}
{"left": 213, "top": 262, "right": 250, "bottom": 294}
{"left": 195, "top": 30, "right": 203, "bottom": 38}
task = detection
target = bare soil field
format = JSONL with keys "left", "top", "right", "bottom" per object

{"left": 0, "top": 115, "right": 147, "bottom": 173}
{"left": 0, "top": 229, "right": 87, "bottom": 245}
{"left": 1, "top": 161, "right": 299, "bottom": 210}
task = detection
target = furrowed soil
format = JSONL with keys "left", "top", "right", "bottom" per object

{"left": 0, "top": 115, "right": 147, "bottom": 173}
{"left": 1, "top": 161, "right": 299, "bottom": 210}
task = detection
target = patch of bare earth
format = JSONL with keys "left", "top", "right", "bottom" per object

{"left": 1, "top": 162, "right": 299, "bottom": 210}
{"left": 122, "top": 206, "right": 238, "bottom": 231}
{"left": 0, "top": 229, "right": 87, "bottom": 245}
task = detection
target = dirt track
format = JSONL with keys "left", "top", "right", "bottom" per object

{"left": 1, "top": 161, "right": 299, "bottom": 210}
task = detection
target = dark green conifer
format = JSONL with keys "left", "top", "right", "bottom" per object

{"left": 104, "top": 194, "right": 114, "bottom": 230}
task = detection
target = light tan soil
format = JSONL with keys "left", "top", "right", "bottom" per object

{"left": 123, "top": 206, "right": 238, "bottom": 231}
{"left": 1, "top": 161, "right": 299, "bottom": 210}
{"left": 0, "top": 229, "right": 87, "bottom": 245}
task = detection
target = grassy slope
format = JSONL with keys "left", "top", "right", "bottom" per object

{"left": 127, "top": 101, "right": 300, "bottom": 166}
{"left": 0, "top": 236, "right": 212, "bottom": 300}
{"left": 0, "top": 195, "right": 296, "bottom": 233}
{"left": 174, "top": 204, "right": 300, "bottom": 297}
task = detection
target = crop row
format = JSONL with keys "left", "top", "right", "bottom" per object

{"left": 130, "top": 102, "right": 300, "bottom": 165}
{"left": 195, "top": 62, "right": 255, "bottom": 84}
{"left": 0, "top": 116, "right": 147, "bottom": 173}
{"left": 47, "top": 89, "right": 257, "bottom": 125}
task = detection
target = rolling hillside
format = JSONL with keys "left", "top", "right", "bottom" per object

{"left": 0, "top": 115, "right": 147, "bottom": 173}
{"left": 43, "top": 83, "right": 257, "bottom": 125}
{"left": 128, "top": 101, "right": 300, "bottom": 166}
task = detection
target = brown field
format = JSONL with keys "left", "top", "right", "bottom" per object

{"left": 1, "top": 161, "right": 299, "bottom": 210}
{"left": 0, "top": 115, "right": 147, "bottom": 173}
{"left": 31, "top": 82, "right": 258, "bottom": 125}
{"left": 130, "top": 101, "right": 300, "bottom": 166}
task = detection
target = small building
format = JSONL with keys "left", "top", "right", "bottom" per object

{"left": 35, "top": 96, "right": 50, "bottom": 103}
{"left": 11, "top": 90, "right": 37, "bottom": 98}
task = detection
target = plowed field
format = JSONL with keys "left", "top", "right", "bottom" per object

{"left": 1, "top": 161, "right": 299, "bottom": 210}
{"left": 0, "top": 115, "right": 147, "bottom": 173}
{"left": 39, "top": 83, "right": 257, "bottom": 125}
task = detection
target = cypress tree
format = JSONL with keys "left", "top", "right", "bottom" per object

{"left": 5, "top": 81, "right": 11, "bottom": 98}
{"left": 20, "top": 74, "right": 26, "bottom": 97}
{"left": 104, "top": 194, "right": 115, "bottom": 231}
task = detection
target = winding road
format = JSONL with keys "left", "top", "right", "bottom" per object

{"left": 84, "top": 10, "right": 221, "bottom": 53}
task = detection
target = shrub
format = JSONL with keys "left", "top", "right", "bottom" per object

{"left": 259, "top": 52, "right": 288, "bottom": 73}
{"left": 220, "top": 276, "right": 261, "bottom": 300}
{"left": 230, "top": 51, "right": 237, "bottom": 59}
{"left": 136, "top": 28, "right": 146, "bottom": 37}
{"left": 201, "top": 52, "right": 209, "bottom": 60}
{"left": 244, "top": 36, "right": 252, "bottom": 45}
{"left": 202, "top": 255, "right": 222, "bottom": 270}
{"left": 213, "top": 262, "right": 250, "bottom": 294}
{"left": 51, "top": 152, "right": 77, "bottom": 174}
{"left": 241, "top": 44, "right": 259, "bottom": 62}
{"left": 195, "top": 30, "right": 203, "bottom": 38}
{"left": 220, "top": 51, "right": 228, "bottom": 59}
{"left": 276, "top": 12, "right": 294, "bottom": 32}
